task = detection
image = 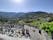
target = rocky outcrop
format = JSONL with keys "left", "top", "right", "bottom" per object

{"left": 24, "top": 25, "right": 52, "bottom": 40}
{"left": 0, "top": 24, "right": 52, "bottom": 40}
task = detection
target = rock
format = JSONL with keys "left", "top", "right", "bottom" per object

{"left": 24, "top": 25, "right": 52, "bottom": 40}
{"left": 0, "top": 34, "right": 30, "bottom": 40}
{"left": 0, "top": 24, "right": 52, "bottom": 40}
{"left": 0, "top": 38, "right": 4, "bottom": 40}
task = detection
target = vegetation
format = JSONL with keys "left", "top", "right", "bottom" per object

{"left": 0, "top": 11, "right": 53, "bottom": 36}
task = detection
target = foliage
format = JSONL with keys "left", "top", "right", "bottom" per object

{"left": 32, "top": 20, "right": 53, "bottom": 35}
{"left": 0, "top": 11, "right": 53, "bottom": 36}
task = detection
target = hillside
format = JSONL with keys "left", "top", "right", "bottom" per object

{"left": 0, "top": 11, "right": 53, "bottom": 40}
{"left": 0, "top": 11, "right": 53, "bottom": 19}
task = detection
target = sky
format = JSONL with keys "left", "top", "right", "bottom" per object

{"left": 0, "top": 0, "right": 53, "bottom": 12}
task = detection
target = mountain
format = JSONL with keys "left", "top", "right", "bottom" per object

{"left": 12, "top": 12, "right": 25, "bottom": 18}
{"left": 0, "top": 11, "right": 53, "bottom": 19}
{"left": 0, "top": 12, "right": 16, "bottom": 18}
{"left": 18, "top": 11, "right": 50, "bottom": 19}
{"left": 0, "top": 12, "right": 25, "bottom": 19}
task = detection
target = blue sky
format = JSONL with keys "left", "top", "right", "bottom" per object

{"left": 0, "top": 0, "right": 53, "bottom": 12}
